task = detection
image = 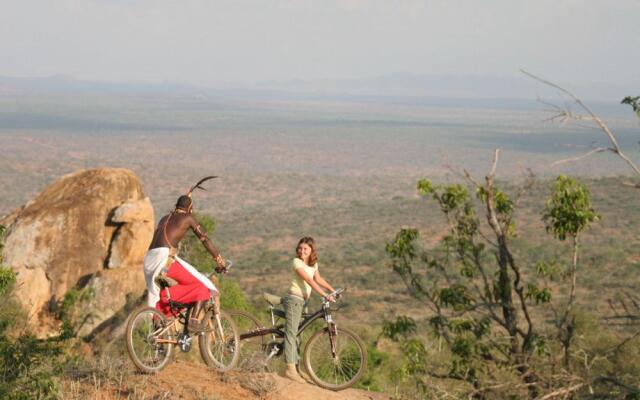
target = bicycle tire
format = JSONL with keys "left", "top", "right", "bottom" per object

{"left": 227, "top": 310, "right": 267, "bottom": 365}
{"left": 303, "top": 326, "right": 367, "bottom": 391}
{"left": 126, "top": 307, "right": 175, "bottom": 373}
{"left": 198, "top": 310, "right": 240, "bottom": 372}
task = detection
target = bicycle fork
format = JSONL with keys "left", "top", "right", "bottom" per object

{"left": 206, "top": 300, "right": 225, "bottom": 342}
{"left": 325, "top": 314, "right": 338, "bottom": 359}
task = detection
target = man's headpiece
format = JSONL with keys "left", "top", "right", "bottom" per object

{"left": 187, "top": 175, "right": 218, "bottom": 198}
{"left": 175, "top": 175, "right": 218, "bottom": 212}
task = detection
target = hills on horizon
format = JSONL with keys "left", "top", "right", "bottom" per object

{"left": 0, "top": 72, "right": 632, "bottom": 109}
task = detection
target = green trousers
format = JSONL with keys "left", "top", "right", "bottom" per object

{"left": 283, "top": 294, "right": 305, "bottom": 364}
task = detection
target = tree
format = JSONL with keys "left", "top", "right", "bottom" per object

{"left": 384, "top": 151, "right": 608, "bottom": 399}
{"left": 386, "top": 150, "right": 541, "bottom": 398}
{"left": 542, "top": 175, "right": 598, "bottom": 369}
{"left": 522, "top": 70, "right": 640, "bottom": 188}
{"left": 621, "top": 96, "right": 640, "bottom": 118}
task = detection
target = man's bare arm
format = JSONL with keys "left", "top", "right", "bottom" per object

{"left": 190, "top": 216, "right": 221, "bottom": 259}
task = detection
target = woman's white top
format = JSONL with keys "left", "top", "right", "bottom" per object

{"left": 288, "top": 258, "right": 318, "bottom": 299}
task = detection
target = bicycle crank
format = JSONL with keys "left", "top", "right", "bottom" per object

{"left": 178, "top": 333, "right": 193, "bottom": 352}
{"left": 265, "top": 341, "right": 284, "bottom": 360}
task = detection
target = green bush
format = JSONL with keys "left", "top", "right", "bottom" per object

{"left": 0, "top": 266, "right": 16, "bottom": 296}
{"left": 53, "top": 287, "right": 95, "bottom": 339}
{"left": 218, "top": 277, "right": 253, "bottom": 312}
{"left": 0, "top": 268, "right": 63, "bottom": 399}
{"left": 178, "top": 213, "right": 255, "bottom": 313}
{"left": 179, "top": 212, "right": 218, "bottom": 273}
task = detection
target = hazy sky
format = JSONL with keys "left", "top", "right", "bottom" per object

{"left": 1, "top": 0, "right": 639, "bottom": 87}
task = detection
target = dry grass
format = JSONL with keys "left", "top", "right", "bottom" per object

{"left": 233, "top": 352, "right": 277, "bottom": 398}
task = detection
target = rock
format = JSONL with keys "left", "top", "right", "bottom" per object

{"left": 15, "top": 266, "right": 51, "bottom": 320}
{"left": 107, "top": 198, "right": 154, "bottom": 269}
{"left": 112, "top": 197, "right": 153, "bottom": 224}
{"left": 0, "top": 168, "right": 154, "bottom": 336}
{"left": 77, "top": 267, "right": 146, "bottom": 337}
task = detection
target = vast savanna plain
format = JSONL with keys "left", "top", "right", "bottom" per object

{"left": 1, "top": 90, "right": 639, "bottom": 397}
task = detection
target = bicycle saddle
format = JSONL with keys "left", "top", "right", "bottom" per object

{"left": 263, "top": 293, "right": 282, "bottom": 306}
{"left": 155, "top": 274, "right": 178, "bottom": 289}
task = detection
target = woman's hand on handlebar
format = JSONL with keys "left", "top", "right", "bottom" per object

{"left": 323, "top": 288, "right": 345, "bottom": 303}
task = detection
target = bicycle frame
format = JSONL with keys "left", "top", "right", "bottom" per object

{"left": 152, "top": 300, "right": 223, "bottom": 345}
{"left": 239, "top": 301, "right": 333, "bottom": 342}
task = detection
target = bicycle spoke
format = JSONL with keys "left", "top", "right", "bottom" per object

{"left": 126, "top": 307, "right": 174, "bottom": 373}
{"left": 227, "top": 310, "right": 271, "bottom": 371}
{"left": 199, "top": 311, "right": 240, "bottom": 372}
{"left": 304, "top": 326, "right": 366, "bottom": 390}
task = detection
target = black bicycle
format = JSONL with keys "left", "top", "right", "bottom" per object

{"left": 228, "top": 288, "right": 367, "bottom": 391}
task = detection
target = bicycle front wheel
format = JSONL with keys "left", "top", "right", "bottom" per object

{"left": 126, "top": 307, "right": 175, "bottom": 373}
{"left": 199, "top": 310, "right": 240, "bottom": 372}
{"left": 227, "top": 310, "right": 266, "bottom": 364}
{"left": 303, "top": 326, "right": 367, "bottom": 391}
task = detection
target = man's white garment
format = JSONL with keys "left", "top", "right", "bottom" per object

{"left": 143, "top": 247, "right": 218, "bottom": 307}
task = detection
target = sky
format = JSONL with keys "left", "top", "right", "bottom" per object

{"left": 1, "top": 0, "right": 639, "bottom": 88}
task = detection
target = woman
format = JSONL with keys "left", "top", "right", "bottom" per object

{"left": 283, "top": 236, "right": 336, "bottom": 383}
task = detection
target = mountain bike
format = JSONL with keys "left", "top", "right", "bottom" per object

{"left": 126, "top": 262, "right": 239, "bottom": 373}
{"left": 228, "top": 288, "right": 367, "bottom": 391}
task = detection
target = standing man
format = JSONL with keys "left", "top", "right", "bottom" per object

{"left": 143, "top": 176, "right": 226, "bottom": 331}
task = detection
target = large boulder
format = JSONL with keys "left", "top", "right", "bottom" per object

{"left": 0, "top": 168, "right": 154, "bottom": 336}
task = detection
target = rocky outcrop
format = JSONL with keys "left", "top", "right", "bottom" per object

{"left": 107, "top": 197, "right": 154, "bottom": 269}
{"left": 0, "top": 168, "right": 154, "bottom": 336}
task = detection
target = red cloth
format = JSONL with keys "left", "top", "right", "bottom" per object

{"left": 155, "top": 261, "right": 211, "bottom": 317}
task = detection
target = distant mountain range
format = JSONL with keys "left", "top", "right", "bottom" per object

{"left": 0, "top": 73, "right": 633, "bottom": 108}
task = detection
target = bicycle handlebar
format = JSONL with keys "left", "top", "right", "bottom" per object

{"left": 323, "top": 287, "right": 346, "bottom": 303}
{"left": 206, "top": 259, "right": 233, "bottom": 278}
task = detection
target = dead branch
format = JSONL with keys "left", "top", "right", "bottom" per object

{"left": 606, "top": 329, "right": 640, "bottom": 355}
{"left": 489, "top": 148, "right": 500, "bottom": 179}
{"left": 535, "top": 383, "right": 586, "bottom": 400}
{"left": 551, "top": 147, "right": 611, "bottom": 166}
{"left": 594, "top": 376, "right": 640, "bottom": 395}
{"left": 621, "top": 298, "right": 633, "bottom": 317}
{"left": 484, "top": 149, "right": 504, "bottom": 237}
{"left": 522, "top": 69, "right": 640, "bottom": 180}
{"left": 624, "top": 291, "right": 640, "bottom": 310}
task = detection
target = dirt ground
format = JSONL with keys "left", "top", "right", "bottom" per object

{"left": 61, "top": 359, "right": 389, "bottom": 400}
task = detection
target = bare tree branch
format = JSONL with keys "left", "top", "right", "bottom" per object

{"left": 594, "top": 376, "right": 640, "bottom": 395}
{"left": 534, "top": 383, "right": 586, "bottom": 400}
{"left": 551, "top": 147, "right": 611, "bottom": 166}
{"left": 489, "top": 148, "right": 500, "bottom": 179}
{"left": 522, "top": 69, "right": 640, "bottom": 180}
{"left": 606, "top": 329, "right": 640, "bottom": 355}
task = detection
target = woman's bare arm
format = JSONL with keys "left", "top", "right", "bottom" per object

{"left": 314, "top": 270, "right": 335, "bottom": 293}
{"left": 295, "top": 268, "right": 328, "bottom": 298}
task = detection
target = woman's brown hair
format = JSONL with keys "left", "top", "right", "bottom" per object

{"left": 296, "top": 236, "right": 318, "bottom": 266}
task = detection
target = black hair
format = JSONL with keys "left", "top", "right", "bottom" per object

{"left": 175, "top": 195, "right": 193, "bottom": 211}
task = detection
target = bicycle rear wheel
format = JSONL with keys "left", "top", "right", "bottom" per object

{"left": 227, "top": 310, "right": 266, "bottom": 367}
{"left": 126, "top": 307, "right": 175, "bottom": 373}
{"left": 199, "top": 310, "right": 240, "bottom": 372}
{"left": 303, "top": 326, "right": 367, "bottom": 391}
